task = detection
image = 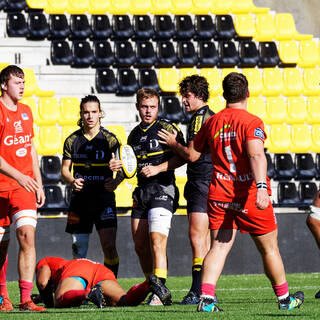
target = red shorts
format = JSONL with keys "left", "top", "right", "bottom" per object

{"left": 207, "top": 194, "right": 277, "bottom": 234}
{"left": 60, "top": 259, "right": 117, "bottom": 288}
{"left": 0, "top": 188, "right": 36, "bottom": 227}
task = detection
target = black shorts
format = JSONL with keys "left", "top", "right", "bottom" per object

{"left": 131, "top": 183, "right": 179, "bottom": 219}
{"left": 184, "top": 180, "right": 210, "bottom": 214}
{"left": 66, "top": 189, "right": 117, "bottom": 234}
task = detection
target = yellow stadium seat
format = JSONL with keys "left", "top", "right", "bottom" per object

{"left": 38, "top": 126, "right": 62, "bottom": 155}
{"left": 265, "top": 96, "right": 287, "bottom": 124}
{"left": 37, "top": 97, "right": 60, "bottom": 126}
{"left": 264, "top": 125, "right": 270, "bottom": 150}
{"left": 115, "top": 179, "right": 136, "bottom": 207}
{"left": 109, "top": 0, "right": 130, "bottom": 14}
{"left": 170, "top": 0, "right": 193, "bottom": 14}
{"left": 282, "top": 68, "right": 303, "bottom": 96}
{"left": 129, "top": 0, "right": 152, "bottom": 14}
{"left": 20, "top": 97, "right": 40, "bottom": 125}
{"left": 311, "top": 125, "right": 320, "bottom": 152}
{"left": 61, "top": 125, "right": 79, "bottom": 144}
{"left": 150, "top": 0, "right": 172, "bottom": 14}
{"left": 212, "top": 0, "right": 233, "bottom": 14}
{"left": 191, "top": 0, "right": 215, "bottom": 14}
{"left": 290, "top": 124, "right": 312, "bottom": 153}
{"left": 307, "top": 96, "right": 320, "bottom": 124}
{"left": 242, "top": 68, "right": 263, "bottom": 96}
{"left": 231, "top": 0, "right": 269, "bottom": 14}
{"left": 175, "top": 176, "right": 187, "bottom": 207}
{"left": 88, "top": 0, "right": 110, "bottom": 14}
{"left": 33, "top": 135, "right": 41, "bottom": 153}
{"left": 234, "top": 14, "right": 255, "bottom": 39}
{"left": 286, "top": 96, "right": 307, "bottom": 124}
{"left": 208, "top": 96, "right": 225, "bottom": 113}
{"left": 58, "top": 97, "right": 80, "bottom": 126}
{"left": 221, "top": 68, "right": 238, "bottom": 80}
{"left": 303, "top": 68, "right": 320, "bottom": 96}
{"left": 23, "top": 69, "right": 55, "bottom": 97}
{"left": 254, "top": 14, "right": 276, "bottom": 41}
{"left": 200, "top": 68, "right": 222, "bottom": 96}
{"left": 179, "top": 68, "right": 199, "bottom": 82}
{"left": 45, "top": 0, "right": 67, "bottom": 14}
{"left": 268, "top": 124, "right": 290, "bottom": 153}
{"left": 106, "top": 125, "right": 127, "bottom": 145}
{"left": 298, "top": 40, "right": 320, "bottom": 68}
{"left": 275, "top": 13, "right": 312, "bottom": 41}
{"left": 66, "top": 0, "right": 89, "bottom": 14}
{"left": 262, "top": 68, "right": 284, "bottom": 96}
{"left": 247, "top": 97, "right": 266, "bottom": 122}
{"left": 278, "top": 40, "right": 299, "bottom": 66}
{"left": 0, "top": 62, "right": 9, "bottom": 72}
{"left": 158, "top": 68, "right": 179, "bottom": 93}
{"left": 26, "top": 0, "right": 47, "bottom": 9}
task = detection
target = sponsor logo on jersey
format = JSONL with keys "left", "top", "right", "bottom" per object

{"left": 149, "top": 139, "right": 159, "bottom": 150}
{"left": 216, "top": 172, "right": 254, "bottom": 182}
{"left": 85, "top": 145, "right": 93, "bottom": 151}
{"left": 212, "top": 200, "right": 248, "bottom": 214}
{"left": 219, "top": 131, "right": 237, "bottom": 141}
{"left": 155, "top": 195, "right": 168, "bottom": 201}
{"left": 16, "top": 148, "right": 27, "bottom": 157}
{"left": 95, "top": 150, "right": 105, "bottom": 159}
{"left": 14, "top": 120, "right": 23, "bottom": 133}
{"left": 74, "top": 173, "right": 105, "bottom": 181}
{"left": 140, "top": 136, "right": 147, "bottom": 142}
{"left": 21, "top": 113, "right": 29, "bottom": 120}
{"left": 4, "top": 133, "right": 32, "bottom": 146}
{"left": 254, "top": 128, "right": 264, "bottom": 140}
{"left": 101, "top": 207, "right": 115, "bottom": 220}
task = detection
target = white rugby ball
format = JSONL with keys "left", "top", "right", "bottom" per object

{"left": 116, "top": 144, "right": 137, "bottom": 179}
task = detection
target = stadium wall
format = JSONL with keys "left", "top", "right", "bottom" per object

{"left": 6, "top": 213, "right": 320, "bottom": 280}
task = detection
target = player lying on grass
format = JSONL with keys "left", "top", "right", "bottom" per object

{"left": 32, "top": 257, "right": 171, "bottom": 308}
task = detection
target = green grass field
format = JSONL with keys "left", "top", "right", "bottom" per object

{"left": 1, "top": 273, "right": 320, "bottom": 319}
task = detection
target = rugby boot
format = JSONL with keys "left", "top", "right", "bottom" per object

{"left": 87, "top": 284, "right": 105, "bottom": 308}
{"left": 19, "top": 299, "right": 47, "bottom": 311}
{"left": 148, "top": 274, "right": 172, "bottom": 306}
{"left": 315, "top": 290, "right": 320, "bottom": 299}
{"left": 180, "top": 291, "right": 218, "bottom": 305}
{"left": 197, "top": 297, "right": 223, "bottom": 312}
{"left": 278, "top": 291, "right": 304, "bottom": 310}
{"left": 0, "top": 296, "right": 14, "bottom": 311}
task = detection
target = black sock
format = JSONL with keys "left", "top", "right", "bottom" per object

{"left": 190, "top": 264, "right": 202, "bottom": 296}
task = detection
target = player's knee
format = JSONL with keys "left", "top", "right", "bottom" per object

{"left": 72, "top": 233, "right": 89, "bottom": 258}
{"left": 16, "top": 226, "right": 35, "bottom": 249}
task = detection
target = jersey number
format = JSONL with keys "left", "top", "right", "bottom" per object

{"left": 225, "top": 145, "right": 236, "bottom": 173}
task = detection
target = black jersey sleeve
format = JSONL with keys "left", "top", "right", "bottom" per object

{"left": 63, "top": 134, "right": 76, "bottom": 160}
{"left": 188, "top": 107, "right": 214, "bottom": 142}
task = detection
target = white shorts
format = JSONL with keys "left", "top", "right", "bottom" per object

{"left": 310, "top": 205, "right": 320, "bottom": 221}
{"left": 148, "top": 207, "right": 172, "bottom": 236}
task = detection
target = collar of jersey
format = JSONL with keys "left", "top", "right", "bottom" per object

{"left": 139, "top": 120, "right": 157, "bottom": 132}
{"left": 82, "top": 127, "right": 101, "bottom": 141}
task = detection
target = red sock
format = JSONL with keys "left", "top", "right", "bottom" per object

{"left": 124, "top": 280, "right": 150, "bottom": 306}
{"left": 201, "top": 283, "right": 216, "bottom": 297}
{"left": 272, "top": 282, "right": 289, "bottom": 299}
{"left": 19, "top": 280, "right": 33, "bottom": 303}
{"left": 57, "top": 290, "right": 87, "bottom": 308}
{"left": 0, "top": 255, "right": 8, "bottom": 297}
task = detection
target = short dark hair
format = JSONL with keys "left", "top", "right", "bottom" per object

{"left": 179, "top": 75, "right": 209, "bottom": 102}
{"left": 136, "top": 88, "right": 159, "bottom": 106}
{"left": 0, "top": 65, "right": 24, "bottom": 87}
{"left": 222, "top": 72, "right": 248, "bottom": 103}
{"left": 77, "top": 95, "right": 104, "bottom": 127}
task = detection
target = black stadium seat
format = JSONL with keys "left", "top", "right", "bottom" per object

{"left": 174, "top": 15, "right": 195, "bottom": 40}
{"left": 40, "top": 156, "right": 61, "bottom": 183}
{"left": 116, "top": 68, "right": 139, "bottom": 96}
{"left": 112, "top": 15, "right": 134, "bottom": 40}
{"left": 295, "top": 153, "right": 317, "bottom": 180}
{"left": 48, "top": 14, "right": 70, "bottom": 39}
{"left": 51, "top": 40, "right": 72, "bottom": 65}
{"left": 299, "top": 182, "right": 318, "bottom": 206}
{"left": 238, "top": 41, "right": 259, "bottom": 68}
{"left": 258, "top": 41, "right": 280, "bottom": 68}
{"left": 265, "top": 153, "right": 275, "bottom": 179}
{"left": 70, "top": 15, "right": 92, "bottom": 40}
{"left": 27, "top": 12, "right": 49, "bottom": 40}
{"left": 95, "top": 68, "right": 117, "bottom": 93}
{"left": 277, "top": 182, "right": 300, "bottom": 206}
{"left": 176, "top": 41, "right": 198, "bottom": 68}
{"left": 71, "top": 40, "right": 94, "bottom": 68}
{"left": 215, "top": 15, "right": 236, "bottom": 40}
{"left": 138, "top": 69, "right": 160, "bottom": 92}
{"left": 274, "top": 153, "right": 296, "bottom": 180}
{"left": 4, "top": 0, "right": 26, "bottom": 12}
{"left": 195, "top": 15, "right": 216, "bottom": 40}
{"left": 135, "top": 41, "right": 157, "bottom": 68}
{"left": 133, "top": 15, "right": 154, "bottom": 40}
{"left": 42, "top": 185, "right": 66, "bottom": 211}
{"left": 156, "top": 41, "right": 177, "bottom": 67}
{"left": 92, "top": 40, "right": 114, "bottom": 67}
{"left": 161, "top": 96, "right": 184, "bottom": 123}
{"left": 316, "top": 153, "right": 320, "bottom": 179}
{"left": 114, "top": 40, "right": 136, "bottom": 67}
{"left": 153, "top": 15, "right": 175, "bottom": 40}
{"left": 7, "top": 12, "right": 28, "bottom": 37}
{"left": 91, "top": 14, "right": 112, "bottom": 40}
{"left": 197, "top": 41, "right": 219, "bottom": 67}
{"left": 218, "top": 41, "right": 239, "bottom": 68}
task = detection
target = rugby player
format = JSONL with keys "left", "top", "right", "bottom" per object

{"left": 193, "top": 73, "right": 304, "bottom": 312}
{"left": 158, "top": 75, "right": 215, "bottom": 305}
{"left": 61, "top": 95, "right": 123, "bottom": 277}
{"left": 33, "top": 257, "right": 171, "bottom": 307}
{"left": 0, "top": 65, "right": 46, "bottom": 311}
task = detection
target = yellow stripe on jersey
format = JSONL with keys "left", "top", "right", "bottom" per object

{"left": 194, "top": 116, "right": 203, "bottom": 135}
{"left": 136, "top": 148, "right": 171, "bottom": 159}
{"left": 73, "top": 163, "right": 109, "bottom": 167}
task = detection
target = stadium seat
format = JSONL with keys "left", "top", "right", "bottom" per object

{"left": 158, "top": 68, "right": 179, "bottom": 93}
{"left": 234, "top": 14, "right": 255, "bottom": 40}
{"left": 160, "top": 96, "right": 184, "bottom": 123}
{"left": 42, "top": 185, "right": 66, "bottom": 210}
{"left": 150, "top": 0, "right": 171, "bottom": 14}
{"left": 23, "top": 68, "right": 55, "bottom": 97}
{"left": 218, "top": 41, "right": 239, "bottom": 68}
{"left": 26, "top": 0, "right": 46, "bottom": 10}
{"left": 265, "top": 96, "right": 287, "bottom": 124}
{"left": 221, "top": 68, "right": 238, "bottom": 79}
{"left": 92, "top": 40, "right": 114, "bottom": 68}
{"left": 175, "top": 176, "right": 187, "bottom": 207}
{"left": 95, "top": 68, "right": 117, "bottom": 93}
{"left": 156, "top": 41, "right": 177, "bottom": 67}
{"left": 170, "top": 0, "right": 193, "bottom": 14}
{"left": 7, "top": 12, "right": 28, "bottom": 37}
{"left": 138, "top": 69, "right": 160, "bottom": 92}
{"left": 91, "top": 15, "right": 112, "bottom": 40}
{"left": 48, "top": 14, "right": 70, "bottom": 40}
{"left": 286, "top": 97, "right": 307, "bottom": 124}
{"left": 129, "top": 0, "right": 151, "bottom": 14}
{"left": 290, "top": 124, "right": 312, "bottom": 153}
{"left": 197, "top": 41, "right": 219, "bottom": 68}
{"left": 66, "top": 0, "right": 89, "bottom": 14}
{"left": 274, "top": 153, "right": 296, "bottom": 180}
{"left": 174, "top": 15, "right": 195, "bottom": 40}
{"left": 61, "top": 125, "right": 78, "bottom": 144}
{"left": 264, "top": 125, "right": 271, "bottom": 150}
{"left": 277, "top": 182, "right": 300, "bottom": 206}
{"left": 311, "top": 125, "right": 320, "bottom": 153}
{"left": 27, "top": 12, "right": 49, "bottom": 40}
{"left": 112, "top": 15, "right": 134, "bottom": 40}
{"left": 303, "top": 68, "right": 320, "bottom": 96}
{"left": 37, "top": 125, "right": 62, "bottom": 155}
{"left": 40, "top": 155, "right": 62, "bottom": 183}
{"left": 88, "top": 0, "right": 109, "bottom": 14}
{"left": 179, "top": 68, "right": 199, "bottom": 82}
{"left": 37, "top": 97, "right": 60, "bottom": 126}
{"left": 194, "top": 15, "right": 216, "bottom": 40}
{"left": 0, "top": 0, "right": 5, "bottom": 10}
{"left": 258, "top": 42, "right": 280, "bottom": 68}
{"left": 242, "top": 68, "right": 263, "bottom": 96}
{"left": 307, "top": 96, "right": 320, "bottom": 124}
{"left": 20, "top": 97, "right": 39, "bottom": 123}
{"left": 153, "top": 15, "right": 175, "bottom": 40}
{"left": 176, "top": 41, "right": 198, "bottom": 68}
{"left": 247, "top": 97, "right": 266, "bottom": 122}
{"left": 106, "top": 125, "right": 127, "bottom": 144}
{"left": 282, "top": 68, "right": 303, "bottom": 96}
{"left": 265, "top": 153, "right": 275, "bottom": 179}
{"left": 51, "top": 40, "right": 73, "bottom": 65}
{"left": 114, "top": 40, "right": 136, "bottom": 67}
{"left": 115, "top": 180, "right": 134, "bottom": 207}
{"left": 135, "top": 42, "right": 157, "bottom": 68}
{"left": 58, "top": 97, "right": 80, "bottom": 126}
{"left": 45, "top": 0, "right": 67, "bottom": 14}
{"left": 64, "top": 184, "right": 72, "bottom": 207}
{"left": 316, "top": 153, "right": 320, "bottom": 178}
{"left": 0, "top": 63, "right": 9, "bottom": 72}
{"left": 268, "top": 124, "right": 290, "bottom": 153}
{"left": 71, "top": 40, "right": 94, "bottom": 68}
{"left": 262, "top": 68, "right": 284, "bottom": 96}
{"left": 200, "top": 68, "right": 222, "bottom": 96}
{"left": 231, "top": 0, "right": 269, "bottom": 14}
{"left": 278, "top": 40, "right": 299, "bottom": 67}
{"left": 215, "top": 15, "right": 236, "bottom": 40}
{"left": 238, "top": 41, "right": 259, "bottom": 68}
{"left": 295, "top": 153, "right": 317, "bottom": 180}
{"left": 133, "top": 15, "right": 154, "bottom": 40}
{"left": 254, "top": 14, "right": 276, "bottom": 41}
{"left": 299, "top": 40, "right": 320, "bottom": 68}
{"left": 109, "top": 0, "right": 130, "bottom": 15}
{"left": 299, "top": 181, "right": 318, "bottom": 206}
{"left": 208, "top": 96, "right": 225, "bottom": 113}
{"left": 116, "top": 68, "right": 139, "bottom": 96}
{"left": 275, "top": 13, "right": 313, "bottom": 41}
{"left": 4, "top": 0, "right": 27, "bottom": 11}
{"left": 70, "top": 15, "right": 91, "bottom": 40}
{"left": 212, "top": 0, "right": 232, "bottom": 14}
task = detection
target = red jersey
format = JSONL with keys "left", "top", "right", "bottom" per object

{"left": 0, "top": 101, "right": 34, "bottom": 191}
{"left": 194, "top": 108, "right": 271, "bottom": 202}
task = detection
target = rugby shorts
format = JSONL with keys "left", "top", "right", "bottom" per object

{"left": 184, "top": 180, "right": 210, "bottom": 214}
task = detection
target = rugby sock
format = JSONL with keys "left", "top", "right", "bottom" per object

{"left": 273, "top": 282, "right": 289, "bottom": 301}
{"left": 0, "top": 255, "right": 8, "bottom": 297}
{"left": 190, "top": 257, "right": 203, "bottom": 296}
{"left": 19, "top": 280, "right": 33, "bottom": 303}
{"left": 154, "top": 268, "right": 167, "bottom": 284}
{"left": 104, "top": 256, "right": 119, "bottom": 278}
{"left": 57, "top": 290, "right": 87, "bottom": 307}
{"left": 125, "top": 280, "right": 149, "bottom": 306}
{"left": 200, "top": 283, "right": 216, "bottom": 300}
